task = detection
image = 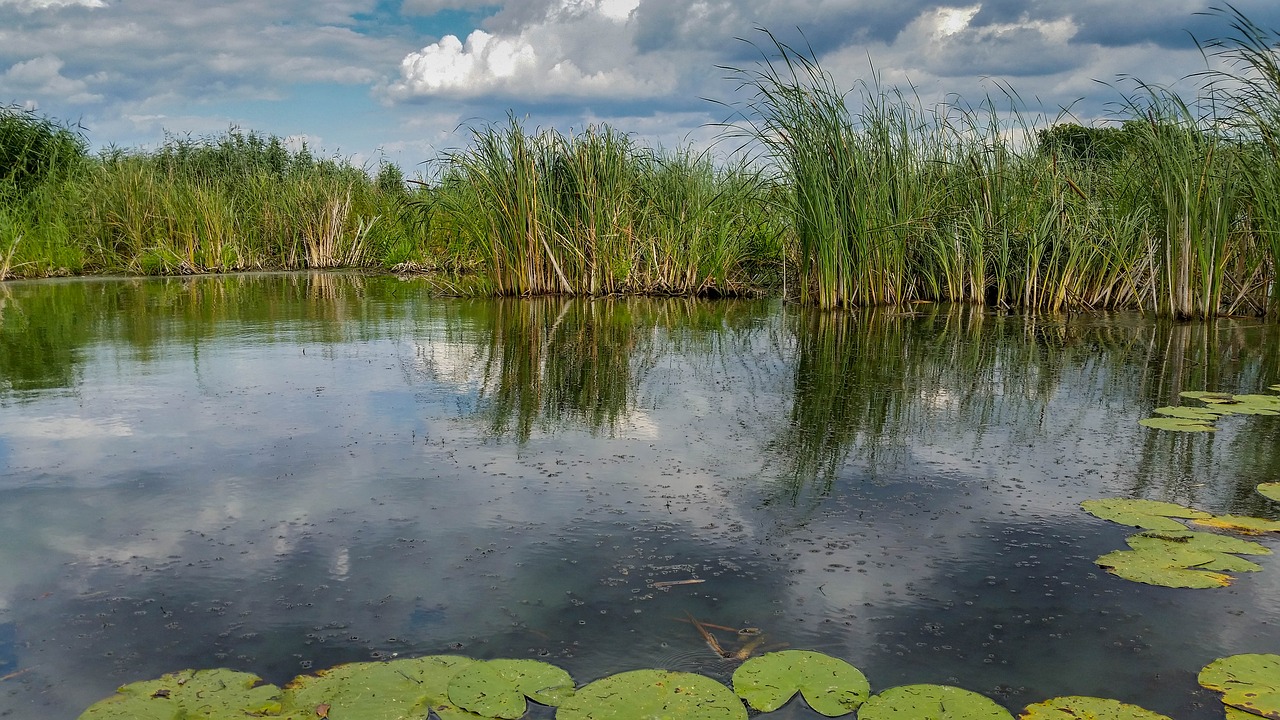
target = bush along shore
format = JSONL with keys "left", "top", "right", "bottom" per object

{"left": 4, "top": 7, "right": 1280, "bottom": 318}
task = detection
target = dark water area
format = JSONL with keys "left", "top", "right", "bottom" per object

{"left": 1, "top": 273, "right": 1279, "bottom": 718}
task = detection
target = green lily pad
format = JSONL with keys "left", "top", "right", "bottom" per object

{"left": 557, "top": 669, "right": 747, "bottom": 720}
{"left": 1021, "top": 696, "right": 1171, "bottom": 720}
{"left": 733, "top": 650, "right": 869, "bottom": 716}
{"left": 279, "top": 655, "right": 476, "bottom": 720}
{"left": 1258, "top": 484, "right": 1280, "bottom": 503}
{"left": 1021, "top": 696, "right": 1173, "bottom": 720}
{"left": 1180, "top": 391, "right": 1240, "bottom": 403}
{"left": 1081, "top": 499, "right": 1211, "bottom": 531}
{"left": 1152, "top": 406, "right": 1227, "bottom": 421}
{"left": 1095, "top": 548, "right": 1233, "bottom": 588}
{"left": 447, "top": 658, "right": 574, "bottom": 719}
{"left": 1138, "top": 417, "right": 1217, "bottom": 432}
{"left": 1227, "top": 708, "right": 1267, "bottom": 720}
{"left": 858, "top": 684, "right": 1014, "bottom": 720}
{"left": 1199, "top": 654, "right": 1280, "bottom": 720}
{"left": 1223, "top": 395, "right": 1280, "bottom": 415}
{"left": 1193, "top": 515, "right": 1280, "bottom": 535}
{"left": 1127, "top": 530, "right": 1271, "bottom": 556}
{"left": 78, "top": 669, "right": 282, "bottom": 720}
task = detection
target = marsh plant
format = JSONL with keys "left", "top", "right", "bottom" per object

{"left": 723, "top": 13, "right": 1280, "bottom": 318}
{"left": 414, "top": 118, "right": 782, "bottom": 297}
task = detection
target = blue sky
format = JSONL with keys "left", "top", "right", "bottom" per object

{"left": 3, "top": 0, "right": 1279, "bottom": 174}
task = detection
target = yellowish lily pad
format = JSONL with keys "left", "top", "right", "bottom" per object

{"left": 1193, "top": 515, "right": 1280, "bottom": 535}
{"left": 1021, "top": 696, "right": 1173, "bottom": 720}
{"left": 1081, "top": 499, "right": 1211, "bottom": 531}
{"left": 1200, "top": 654, "right": 1280, "bottom": 720}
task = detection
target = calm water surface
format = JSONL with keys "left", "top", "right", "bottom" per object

{"left": 1, "top": 273, "right": 1279, "bottom": 718}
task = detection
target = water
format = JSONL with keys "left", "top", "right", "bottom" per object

{"left": 1, "top": 272, "right": 1278, "bottom": 718}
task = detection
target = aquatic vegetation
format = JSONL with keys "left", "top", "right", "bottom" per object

{"left": 446, "top": 659, "right": 575, "bottom": 719}
{"left": 1080, "top": 498, "right": 1211, "bottom": 531}
{"left": 69, "top": 648, "right": 1236, "bottom": 720}
{"left": 558, "top": 670, "right": 746, "bottom": 720}
{"left": 78, "top": 668, "right": 283, "bottom": 719}
{"left": 857, "top": 684, "right": 1014, "bottom": 720}
{"left": 1082, "top": 499, "right": 1280, "bottom": 588}
{"left": 1127, "top": 529, "right": 1271, "bottom": 557}
{"left": 732, "top": 650, "right": 869, "bottom": 716}
{"left": 1095, "top": 546, "right": 1234, "bottom": 588}
{"left": 1139, "top": 388, "right": 1280, "bottom": 431}
{"left": 278, "top": 655, "right": 474, "bottom": 720}
{"left": 1194, "top": 515, "right": 1280, "bottom": 534}
{"left": 1199, "top": 654, "right": 1280, "bottom": 720}
{"left": 1021, "top": 696, "right": 1173, "bottom": 720}
{"left": 1258, "top": 483, "right": 1280, "bottom": 502}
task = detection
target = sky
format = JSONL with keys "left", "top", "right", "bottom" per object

{"left": 3, "top": 0, "right": 1280, "bottom": 174}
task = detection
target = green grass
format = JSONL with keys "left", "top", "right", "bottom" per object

{"left": 411, "top": 117, "right": 780, "bottom": 296}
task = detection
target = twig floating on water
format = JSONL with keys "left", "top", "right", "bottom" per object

{"left": 652, "top": 579, "right": 705, "bottom": 588}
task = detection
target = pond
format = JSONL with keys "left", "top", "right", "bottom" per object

{"left": 1, "top": 272, "right": 1279, "bottom": 719}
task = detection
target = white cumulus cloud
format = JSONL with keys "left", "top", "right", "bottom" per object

{"left": 0, "top": 0, "right": 105, "bottom": 10}
{"left": 386, "top": 0, "right": 666, "bottom": 100}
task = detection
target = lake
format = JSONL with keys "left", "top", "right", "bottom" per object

{"left": 1, "top": 272, "right": 1278, "bottom": 718}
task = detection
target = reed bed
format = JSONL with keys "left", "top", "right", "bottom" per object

{"left": 413, "top": 118, "right": 781, "bottom": 296}
{"left": 724, "top": 13, "right": 1280, "bottom": 318}
{"left": 0, "top": 127, "right": 421, "bottom": 278}
{"left": 4, "top": 7, "right": 1280, "bottom": 318}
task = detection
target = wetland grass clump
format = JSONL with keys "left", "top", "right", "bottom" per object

{"left": 726, "top": 19, "right": 1280, "bottom": 317}
{"left": 413, "top": 118, "right": 782, "bottom": 297}
{"left": 0, "top": 127, "right": 422, "bottom": 278}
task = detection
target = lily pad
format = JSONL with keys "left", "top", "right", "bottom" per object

{"left": 1021, "top": 696, "right": 1173, "bottom": 720}
{"left": 556, "top": 669, "right": 747, "bottom": 720}
{"left": 279, "top": 655, "right": 476, "bottom": 720}
{"left": 733, "top": 650, "right": 869, "bottom": 716}
{"left": 1258, "top": 484, "right": 1280, "bottom": 503}
{"left": 1127, "top": 530, "right": 1271, "bottom": 557}
{"left": 1223, "top": 395, "right": 1280, "bottom": 415}
{"left": 1095, "top": 548, "right": 1233, "bottom": 588}
{"left": 447, "top": 658, "right": 574, "bottom": 719}
{"left": 1199, "top": 654, "right": 1280, "bottom": 720}
{"left": 858, "top": 684, "right": 1014, "bottom": 720}
{"left": 78, "top": 669, "right": 282, "bottom": 720}
{"left": 1138, "top": 417, "right": 1217, "bottom": 432}
{"left": 1081, "top": 499, "right": 1211, "bottom": 531}
{"left": 1180, "top": 391, "right": 1240, "bottom": 403}
{"left": 1152, "top": 406, "right": 1227, "bottom": 421}
{"left": 1193, "top": 515, "right": 1280, "bottom": 535}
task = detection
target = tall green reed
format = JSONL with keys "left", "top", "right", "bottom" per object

{"left": 416, "top": 117, "right": 779, "bottom": 296}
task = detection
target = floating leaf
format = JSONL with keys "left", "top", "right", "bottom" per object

{"left": 1021, "top": 696, "right": 1174, "bottom": 720}
{"left": 1138, "top": 417, "right": 1217, "bottom": 432}
{"left": 279, "top": 655, "right": 475, "bottom": 720}
{"left": 1152, "top": 406, "right": 1227, "bottom": 421}
{"left": 1127, "top": 530, "right": 1271, "bottom": 556}
{"left": 1181, "top": 391, "right": 1239, "bottom": 403}
{"left": 858, "top": 684, "right": 1014, "bottom": 720}
{"left": 557, "top": 669, "right": 746, "bottom": 720}
{"left": 1258, "top": 484, "right": 1280, "bottom": 503}
{"left": 78, "top": 669, "right": 282, "bottom": 720}
{"left": 1193, "top": 515, "right": 1280, "bottom": 535}
{"left": 733, "top": 650, "right": 869, "bottom": 716}
{"left": 447, "top": 659, "right": 574, "bottom": 719}
{"left": 1223, "top": 395, "right": 1280, "bottom": 416}
{"left": 1200, "top": 654, "right": 1280, "bottom": 720}
{"left": 1095, "top": 548, "right": 1232, "bottom": 588}
{"left": 1081, "top": 499, "right": 1211, "bottom": 531}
